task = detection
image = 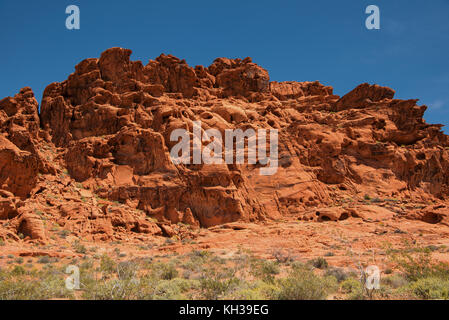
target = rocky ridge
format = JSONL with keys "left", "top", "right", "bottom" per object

{"left": 1, "top": 47, "right": 448, "bottom": 244}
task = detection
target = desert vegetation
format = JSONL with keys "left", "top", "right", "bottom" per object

{"left": 0, "top": 243, "right": 448, "bottom": 300}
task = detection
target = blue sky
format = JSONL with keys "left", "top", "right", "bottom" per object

{"left": 1, "top": 0, "right": 448, "bottom": 130}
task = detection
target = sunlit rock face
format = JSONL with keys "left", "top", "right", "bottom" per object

{"left": 1, "top": 47, "right": 449, "bottom": 243}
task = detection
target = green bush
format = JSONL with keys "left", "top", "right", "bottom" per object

{"left": 10, "top": 266, "right": 26, "bottom": 276}
{"left": 348, "top": 289, "right": 365, "bottom": 300}
{"left": 100, "top": 254, "right": 117, "bottom": 275}
{"left": 153, "top": 278, "right": 196, "bottom": 300}
{"left": 73, "top": 241, "right": 87, "bottom": 254}
{"left": 390, "top": 247, "right": 449, "bottom": 281}
{"left": 340, "top": 278, "right": 362, "bottom": 294}
{"left": 230, "top": 280, "right": 278, "bottom": 300}
{"left": 82, "top": 278, "right": 142, "bottom": 300}
{"left": 190, "top": 250, "right": 210, "bottom": 258}
{"left": 251, "top": 260, "right": 280, "bottom": 283}
{"left": 200, "top": 276, "right": 240, "bottom": 299}
{"left": 382, "top": 274, "right": 408, "bottom": 289}
{"left": 199, "top": 267, "right": 240, "bottom": 299}
{"left": 116, "top": 261, "right": 139, "bottom": 281}
{"left": 152, "top": 262, "right": 179, "bottom": 280}
{"left": 274, "top": 267, "right": 337, "bottom": 300}
{"left": 410, "top": 278, "right": 449, "bottom": 300}
{"left": 325, "top": 267, "right": 348, "bottom": 282}
{"left": 309, "top": 257, "right": 328, "bottom": 269}
{"left": 0, "top": 271, "right": 73, "bottom": 300}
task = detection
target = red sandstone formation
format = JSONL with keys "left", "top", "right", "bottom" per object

{"left": 1, "top": 47, "right": 448, "bottom": 244}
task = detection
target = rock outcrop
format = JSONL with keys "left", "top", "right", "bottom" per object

{"left": 1, "top": 47, "right": 448, "bottom": 243}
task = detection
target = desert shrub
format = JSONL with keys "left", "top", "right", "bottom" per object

{"left": 0, "top": 279, "right": 42, "bottom": 300}
{"left": 182, "top": 269, "right": 193, "bottom": 279}
{"left": 190, "top": 250, "right": 210, "bottom": 258}
{"left": 309, "top": 257, "right": 328, "bottom": 269}
{"left": 109, "top": 279, "right": 142, "bottom": 300}
{"left": 80, "top": 262, "right": 144, "bottom": 301}
{"left": 229, "top": 280, "right": 278, "bottom": 300}
{"left": 325, "top": 267, "right": 348, "bottom": 282}
{"left": 59, "top": 230, "right": 70, "bottom": 239}
{"left": 117, "top": 261, "right": 139, "bottom": 281}
{"left": 182, "top": 258, "right": 204, "bottom": 274}
{"left": 37, "top": 256, "right": 51, "bottom": 264}
{"left": 410, "top": 278, "right": 449, "bottom": 300}
{"left": 182, "top": 250, "right": 213, "bottom": 274}
{"left": 271, "top": 249, "right": 294, "bottom": 264}
{"left": 100, "top": 254, "right": 117, "bottom": 275}
{"left": 15, "top": 257, "right": 24, "bottom": 264}
{"left": 340, "top": 278, "right": 362, "bottom": 294}
{"left": 82, "top": 278, "right": 141, "bottom": 300}
{"left": 199, "top": 276, "right": 241, "bottom": 300}
{"left": 209, "top": 255, "right": 226, "bottom": 265}
{"left": 426, "top": 245, "right": 439, "bottom": 252}
{"left": 153, "top": 278, "right": 196, "bottom": 300}
{"left": 10, "top": 266, "right": 26, "bottom": 276}
{"left": 348, "top": 289, "right": 365, "bottom": 300}
{"left": 384, "top": 268, "right": 393, "bottom": 275}
{"left": 340, "top": 278, "right": 365, "bottom": 300}
{"left": 82, "top": 260, "right": 142, "bottom": 300}
{"left": 151, "top": 262, "right": 179, "bottom": 280}
{"left": 199, "top": 267, "right": 241, "bottom": 299}
{"left": 72, "top": 240, "right": 87, "bottom": 254}
{"left": 382, "top": 274, "right": 408, "bottom": 289}
{"left": 274, "top": 266, "right": 337, "bottom": 300}
{"left": 389, "top": 246, "right": 449, "bottom": 281}
{"left": 0, "top": 270, "right": 73, "bottom": 300}
{"left": 251, "top": 260, "right": 280, "bottom": 283}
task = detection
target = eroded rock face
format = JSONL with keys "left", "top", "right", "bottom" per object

{"left": 0, "top": 88, "right": 42, "bottom": 199}
{"left": 0, "top": 135, "right": 39, "bottom": 198}
{"left": 335, "top": 83, "right": 395, "bottom": 111}
{"left": 212, "top": 57, "right": 270, "bottom": 98}
{"left": 1, "top": 47, "right": 449, "bottom": 243}
{"left": 270, "top": 81, "right": 333, "bottom": 101}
